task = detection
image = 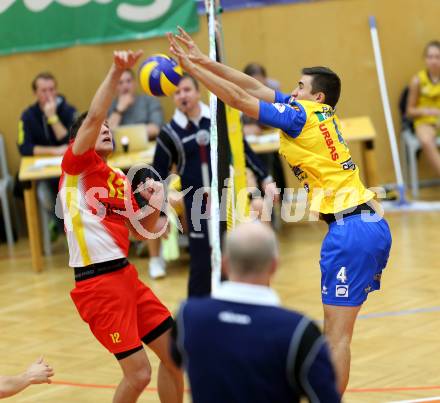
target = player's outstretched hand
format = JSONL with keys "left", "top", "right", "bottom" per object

{"left": 263, "top": 180, "right": 280, "bottom": 203}
{"left": 113, "top": 50, "right": 143, "bottom": 71}
{"left": 25, "top": 357, "right": 54, "bottom": 385}
{"left": 174, "top": 26, "right": 207, "bottom": 64}
{"left": 167, "top": 33, "right": 195, "bottom": 72}
{"left": 138, "top": 179, "right": 165, "bottom": 212}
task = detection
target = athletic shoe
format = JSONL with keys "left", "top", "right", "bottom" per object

{"left": 149, "top": 257, "right": 166, "bottom": 279}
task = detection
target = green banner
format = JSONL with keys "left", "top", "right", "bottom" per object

{"left": 0, "top": 0, "right": 199, "bottom": 56}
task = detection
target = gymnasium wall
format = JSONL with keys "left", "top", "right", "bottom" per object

{"left": 1, "top": 0, "right": 439, "bottom": 185}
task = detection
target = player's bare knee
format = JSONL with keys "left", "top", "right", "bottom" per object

{"left": 126, "top": 367, "right": 151, "bottom": 392}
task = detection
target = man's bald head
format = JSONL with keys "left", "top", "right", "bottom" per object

{"left": 223, "top": 222, "right": 278, "bottom": 278}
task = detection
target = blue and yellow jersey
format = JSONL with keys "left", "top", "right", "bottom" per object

{"left": 414, "top": 69, "right": 440, "bottom": 128}
{"left": 259, "top": 91, "right": 375, "bottom": 214}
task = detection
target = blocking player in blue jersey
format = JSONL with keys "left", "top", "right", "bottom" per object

{"left": 168, "top": 28, "right": 392, "bottom": 394}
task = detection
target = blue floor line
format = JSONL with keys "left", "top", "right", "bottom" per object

{"left": 358, "top": 306, "right": 440, "bottom": 320}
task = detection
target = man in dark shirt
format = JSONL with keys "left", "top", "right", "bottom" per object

{"left": 108, "top": 68, "right": 164, "bottom": 139}
{"left": 151, "top": 74, "right": 276, "bottom": 295}
{"left": 18, "top": 72, "right": 76, "bottom": 156}
{"left": 171, "top": 221, "right": 340, "bottom": 403}
{"left": 18, "top": 72, "right": 77, "bottom": 238}
{"left": 242, "top": 63, "right": 287, "bottom": 201}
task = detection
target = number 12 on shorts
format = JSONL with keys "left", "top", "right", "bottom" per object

{"left": 110, "top": 332, "right": 121, "bottom": 344}
{"left": 336, "top": 267, "right": 347, "bottom": 283}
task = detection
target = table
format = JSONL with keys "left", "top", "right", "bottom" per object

{"left": 19, "top": 116, "right": 377, "bottom": 272}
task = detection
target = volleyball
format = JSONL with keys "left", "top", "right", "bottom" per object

{"left": 138, "top": 54, "right": 183, "bottom": 97}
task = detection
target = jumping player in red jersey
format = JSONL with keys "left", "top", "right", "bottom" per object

{"left": 58, "top": 50, "right": 183, "bottom": 403}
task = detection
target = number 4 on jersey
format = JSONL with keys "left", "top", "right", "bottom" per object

{"left": 336, "top": 267, "right": 347, "bottom": 283}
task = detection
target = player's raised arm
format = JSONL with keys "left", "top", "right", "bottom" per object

{"left": 173, "top": 27, "right": 276, "bottom": 103}
{"left": 168, "top": 33, "right": 260, "bottom": 119}
{"left": 72, "top": 50, "right": 143, "bottom": 155}
{"left": 169, "top": 34, "right": 304, "bottom": 137}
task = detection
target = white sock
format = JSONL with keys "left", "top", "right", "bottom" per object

{"left": 150, "top": 256, "right": 162, "bottom": 266}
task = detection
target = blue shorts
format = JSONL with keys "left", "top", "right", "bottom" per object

{"left": 320, "top": 214, "right": 392, "bottom": 307}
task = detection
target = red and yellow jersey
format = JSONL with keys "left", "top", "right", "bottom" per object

{"left": 414, "top": 69, "right": 440, "bottom": 127}
{"left": 59, "top": 146, "right": 140, "bottom": 267}
{"left": 259, "top": 92, "right": 374, "bottom": 213}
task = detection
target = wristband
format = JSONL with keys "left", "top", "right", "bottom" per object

{"left": 47, "top": 115, "right": 59, "bottom": 125}
{"left": 114, "top": 108, "right": 123, "bottom": 115}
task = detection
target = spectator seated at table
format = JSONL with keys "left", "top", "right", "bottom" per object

{"left": 108, "top": 68, "right": 164, "bottom": 140}
{"left": 17, "top": 72, "right": 77, "bottom": 240}
{"left": 406, "top": 40, "right": 440, "bottom": 177}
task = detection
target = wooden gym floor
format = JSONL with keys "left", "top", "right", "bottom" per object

{"left": 1, "top": 187, "right": 440, "bottom": 403}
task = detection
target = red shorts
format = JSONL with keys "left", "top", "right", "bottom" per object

{"left": 70, "top": 264, "right": 171, "bottom": 354}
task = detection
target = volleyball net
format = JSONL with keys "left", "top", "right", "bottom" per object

{"left": 205, "top": 0, "right": 249, "bottom": 292}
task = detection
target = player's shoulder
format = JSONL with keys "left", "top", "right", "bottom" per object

{"left": 263, "top": 308, "right": 322, "bottom": 341}
{"left": 21, "top": 102, "right": 39, "bottom": 120}
{"left": 410, "top": 74, "right": 421, "bottom": 88}
{"left": 185, "top": 296, "right": 221, "bottom": 308}
{"left": 295, "top": 100, "right": 335, "bottom": 122}
{"left": 180, "top": 297, "right": 218, "bottom": 318}
{"left": 295, "top": 99, "right": 331, "bottom": 111}
{"left": 109, "top": 165, "right": 126, "bottom": 179}
{"left": 416, "top": 69, "right": 428, "bottom": 83}
{"left": 272, "top": 305, "right": 311, "bottom": 326}
{"left": 61, "top": 144, "right": 102, "bottom": 174}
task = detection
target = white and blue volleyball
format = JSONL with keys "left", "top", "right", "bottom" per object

{"left": 138, "top": 54, "right": 183, "bottom": 97}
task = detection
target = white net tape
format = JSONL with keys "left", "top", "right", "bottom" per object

{"left": 206, "top": 0, "right": 222, "bottom": 293}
